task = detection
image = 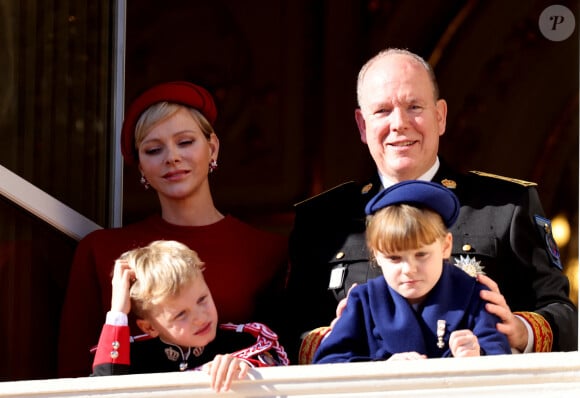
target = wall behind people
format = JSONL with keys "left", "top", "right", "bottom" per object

{"left": 123, "top": 0, "right": 578, "bottom": 301}
{"left": 1, "top": 0, "right": 576, "bottom": 383}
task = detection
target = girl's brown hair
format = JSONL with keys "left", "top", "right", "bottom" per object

{"left": 366, "top": 204, "right": 448, "bottom": 257}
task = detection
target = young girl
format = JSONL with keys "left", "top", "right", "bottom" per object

{"left": 313, "top": 180, "right": 511, "bottom": 363}
{"left": 91, "top": 240, "right": 288, "bottom": 393}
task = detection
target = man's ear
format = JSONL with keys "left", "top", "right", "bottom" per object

{"left": 355, "top": 109, "right": 368, "bottom": 144}
{"left": 435, "top": 99, "right": 448, "bottom": 137}
{"left": 136, "top": 318, "right": 159, "bottom": 338}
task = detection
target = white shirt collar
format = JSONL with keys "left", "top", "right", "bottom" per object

{"left": 378, "top": 157, "right": 440, "bottom": 189}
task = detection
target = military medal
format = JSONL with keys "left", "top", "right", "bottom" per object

{"left": 453, "top": 255, "right": 485, "bottom": 277}
{"left": 437, "top": 320, "right": 446, "bottom": 349}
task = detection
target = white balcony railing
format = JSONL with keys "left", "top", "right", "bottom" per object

{"left": 2, "top": 351, "right": 579, "bottom": 397}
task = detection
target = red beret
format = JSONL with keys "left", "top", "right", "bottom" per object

{"left": 120, "top": 81, "right": 217, "bottom": 166}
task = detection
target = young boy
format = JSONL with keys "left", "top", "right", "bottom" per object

{"left": 91, "top": 240, "right": 288, "bottom": 392}
{"left": 313, "top": 180, "right": 511, "bottom": 363}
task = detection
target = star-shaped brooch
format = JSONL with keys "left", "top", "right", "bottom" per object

{"left": 453, "top": 255, "right": 485, "bottom": 278}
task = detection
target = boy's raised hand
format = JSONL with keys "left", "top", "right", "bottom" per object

{"left": 111, "top": 259, "right": 134, "bottom": 314}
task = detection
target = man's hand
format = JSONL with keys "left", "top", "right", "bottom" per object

{"left": 449, "top": 329, "right": 480, "bottom": 357}
{"left": 330, "top": 283, "right": 358, "bottom": 329}
{"left": 111, "top": 259, "right": 133, "bottom": 314}
{"left": 477, "top": 274, "right": 529, "bottom": 351}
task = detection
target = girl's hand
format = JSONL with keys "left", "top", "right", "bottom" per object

{"left": 204, "top": 354, "right": 250, "bottom": 392}
{"left": 449, "top": 329, "right": 480, "bottom": 357}
{"left": 111, "top": 259, "right": 134, "bottom": 314}
{"left": 388, "top": 351, "right": 427, "bottom": 361}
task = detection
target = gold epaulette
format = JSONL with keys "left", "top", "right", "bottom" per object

{"left": 514, "top": 311, "right": 553, "bottom": 352}
{"left": 293, "top": 181, "right": 356, "bottom": 207}
{"left": 469, "top": 171, "right": 537, "bottom": 187}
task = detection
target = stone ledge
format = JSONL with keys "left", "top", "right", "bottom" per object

{"left": 1, "top": 352, "right": 579, "bottom": 397}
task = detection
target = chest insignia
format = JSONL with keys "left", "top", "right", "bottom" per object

{"left": 436, "top": 320, "right": 447, "bottom": 349}
{"left": 164, "top": 346, "right": 180, "bottom": 362}
{"left": 453, "top": 255, "right": 485, "bottom": 277}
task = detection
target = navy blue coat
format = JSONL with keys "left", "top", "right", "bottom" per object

{"left": 313, "top": 263, "right": 511, "bottom": 363}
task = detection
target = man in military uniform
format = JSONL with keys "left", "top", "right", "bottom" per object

{"left": 285, "top": 48, "right": 577, "bottom": 363}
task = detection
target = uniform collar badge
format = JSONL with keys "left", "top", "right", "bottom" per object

{"left": 441, "top": 179, "right": 457, "bottom": 189}
{"left": 361, "top": 183, "right": 373, "bottom": 194}
{"left": 164, "top": 346, "right": 180, "bottom": 362}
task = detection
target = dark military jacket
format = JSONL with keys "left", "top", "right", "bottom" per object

{"left": 285, "top": 161, "right": 577, "bottom": 361}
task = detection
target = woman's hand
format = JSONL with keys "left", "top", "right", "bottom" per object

{"left": 449, "top": 329, "right": 480, "bottom": 357}
{"left": 204, "top": 354, "right": 250, "bottom": 392}
{"left": 110, "top": 259, "right": 134, "bottom": 314}
{"left": 477, "top": 274, "right": 528, "bottom": 351}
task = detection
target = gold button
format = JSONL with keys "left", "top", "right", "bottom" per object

{"left": 336, "top": 251, "right": 345, "bottom": 259}
{"left": 462, "top": 244, "right": 472, "bottom": 252}
{"left": 361, "top": 183, "right": 373, "bottom": 194}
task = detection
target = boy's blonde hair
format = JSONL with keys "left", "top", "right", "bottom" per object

{"left": 120, "top": 240, "right": 205, "bottom": 318}
{"left": 134, "top": 102, "right": 215, "bottom": 150}
{"left": 366, "top": 204, "right": 448, "bottom": 256}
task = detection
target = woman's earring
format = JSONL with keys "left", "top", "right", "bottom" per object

{"left": 140, "top": 175, "right": 150, "bottom": 190}
{"left": 209, "top": 159, "right": 218, "bottom": 174}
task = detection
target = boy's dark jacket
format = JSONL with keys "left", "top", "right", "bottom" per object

{"left": 92, "top": 322, "right": 287, "bottom": 376}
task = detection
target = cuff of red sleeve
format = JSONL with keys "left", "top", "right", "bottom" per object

{"left": 514, "top": 311, "right": 553, "bottom": 352}
{"left": 93, "top": 324, "right": 131, "bottom": 367}
{"left": 298, "top": 326, "right": 332, "bottom": 364}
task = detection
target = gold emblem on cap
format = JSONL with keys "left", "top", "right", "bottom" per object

{"left": 462, "top": 244, "right": 472, "bottom": 252}
{"left": 441, "top": 179, "right": 457, "bottom": 189}
{"left": 336, "top": 251, "right": 345, "bottom": 259}
{"left": 361, "top": 183, "right": 373, "bottom": 194}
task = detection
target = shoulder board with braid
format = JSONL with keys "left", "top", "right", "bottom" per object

{"left": 469, "top": 171, "right": 537, "bottom": 187}
{"left": 293, "top": 181, "right": 357, "bottom": 207}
